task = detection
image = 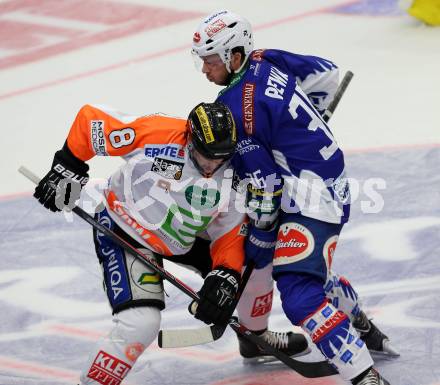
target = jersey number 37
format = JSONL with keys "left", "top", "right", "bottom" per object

{"left": 288, "top": 85, "right": 339, "bottom": 161}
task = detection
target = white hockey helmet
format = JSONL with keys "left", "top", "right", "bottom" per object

{"left": 191, "top": 10, "right": 253, "bottom": 72}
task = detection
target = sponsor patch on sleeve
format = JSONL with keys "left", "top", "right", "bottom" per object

{"left": 91, "top": 120, "right": 107, "bottom": 156}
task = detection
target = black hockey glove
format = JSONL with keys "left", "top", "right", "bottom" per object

{"left": 34, "top": 142, "right": 89, "bottom": 212}
{"left": 190, "top": 266, "right": 240, "bottom": 325}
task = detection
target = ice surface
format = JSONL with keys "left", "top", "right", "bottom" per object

{"left": 0, "top": 0, "right": 439, "bottom": 384}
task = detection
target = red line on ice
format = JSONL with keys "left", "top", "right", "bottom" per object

{"left": 0, "top": 355, "right": 78, "bottom": 381}
{"left": 0, "top": 0, "right": 356, "bottom": 101}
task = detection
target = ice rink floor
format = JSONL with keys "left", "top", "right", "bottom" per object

{"left": 1, "top": 0, "right": 439, "bottom": 384}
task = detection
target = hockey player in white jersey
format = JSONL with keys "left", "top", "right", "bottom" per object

{"left": 33, "top": 101, "right": 310, "bottom": 385}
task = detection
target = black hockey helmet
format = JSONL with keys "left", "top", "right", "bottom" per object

{"left": 187, "top": 102, "right": 237, "bottom": 160}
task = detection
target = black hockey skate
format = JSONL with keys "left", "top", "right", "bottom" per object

{"left": 352, "top": 367, "right": 391, "bottom": 385}
{"left": 237, "top": 329, "right": 311, "bottom": 364}
{"left": 353, "top": 311, "right": 400, "bottom": 357}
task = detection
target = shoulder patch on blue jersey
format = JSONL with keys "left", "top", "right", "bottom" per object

{"left": 251, "top": 49, "right": 265, "bottom": 62}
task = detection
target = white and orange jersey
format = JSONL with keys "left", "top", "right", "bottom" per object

{"left": 66, "top": 104, "right": 246, "bottom": 273}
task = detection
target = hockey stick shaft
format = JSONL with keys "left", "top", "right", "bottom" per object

{"left": 18, "top": 166, "right": 201, "bottom": 302}
{"left": 227, "top": 317, "right": 337, "bottom": 377}
{"left": 20, "top": 166, "right": 338, "bottom": 378}
{"left": 322, "top": 70, "right": 354, "bottom": 123}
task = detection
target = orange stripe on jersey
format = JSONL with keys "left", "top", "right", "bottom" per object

{"left": 106, "top": 190, "right": 173, "bottom": 257}
{"left": 210, "top": 223, "right": 246, "bottom": 274}
{"left": 66, "top": 104, "right": 188, "bottom": 161}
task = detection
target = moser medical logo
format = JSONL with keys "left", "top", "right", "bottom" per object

{"left": 91, "top": 120, "right": 107, "bottom": 156}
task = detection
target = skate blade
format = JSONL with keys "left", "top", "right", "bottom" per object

{"left": 370, "top": 340, "right": 400, "bottom": 358}
{"left": 242, "top": 346, "right": 312, "bottom": 365}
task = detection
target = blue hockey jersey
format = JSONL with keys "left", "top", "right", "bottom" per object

{"left": 217, "top": 49, "right": 350, "bottom": 225}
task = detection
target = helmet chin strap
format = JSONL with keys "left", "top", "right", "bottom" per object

{"left": 225, "top": 55, "right": 250, "bottom": 84}
{"left": 226, "top": 59, "right": 232, "bottom": 73}
{"left": 236, "top": 56, "right": 250, "bottom": 73}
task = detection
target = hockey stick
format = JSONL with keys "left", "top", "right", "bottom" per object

{"left": 19, "top": 166, "right": 338, "bottom": 378}
{"left": 158, "top": 262, "right": 255, "bottom": 348}
{"left": 19, "top": 166, "right": 201, "bottom": 299}
{"left": 159, "top": 70, "right": 355, "bottom": 349}
{"left": 322, "top": 70, "right": 354, "bottom": 123}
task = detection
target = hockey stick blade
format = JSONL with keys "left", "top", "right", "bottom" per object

{"left": 19, "top": 166, "right": 338, "bottom": 378}
{"left": 159, "top": 316, "right": 337, "bottom": 378}
{"left": 158, "top": 319, "right": 226, "bottom": 348}
{"left": 158, "top": 325, "right": 219, "bottom": 348}
{"left": 228, "top": 317, "right": 338, "bottom": 378}
{"left": 159, "top": 263, "right": 255, "bottom": 348}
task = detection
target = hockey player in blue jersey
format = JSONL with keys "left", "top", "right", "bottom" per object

{"left": 191, "top": 10, "right": 398, "bottom": 385}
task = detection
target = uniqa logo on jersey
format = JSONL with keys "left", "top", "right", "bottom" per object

{"left": 273, "top": 222, "right": 315, "bottom": 266}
